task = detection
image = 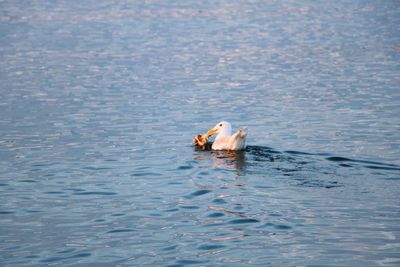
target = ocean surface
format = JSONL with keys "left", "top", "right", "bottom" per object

{"left": 1, "top": 0, "right": 400, "bottom": 266}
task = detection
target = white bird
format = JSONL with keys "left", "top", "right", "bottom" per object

{"left": 206, "top": 121, "right": 247, "bottom": 150}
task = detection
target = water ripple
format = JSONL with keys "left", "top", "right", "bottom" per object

{"left": 1, "top": 0, "right": 399, "bottom": 266}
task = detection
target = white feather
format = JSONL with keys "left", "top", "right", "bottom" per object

{"left": 208, "top": 121, "right": 247, "bottom": 150}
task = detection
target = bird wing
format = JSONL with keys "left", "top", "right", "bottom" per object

{"left": 212, "top": 129, "right": 247, "bottom": 150}
{"left": 229, "top": 129, "right": 247, "bottom": 150}
{"left": 212, "top": 136, "right": 231, "bottom": 150}
{"left": 232, "top": 129, "right": 247, "bottom": 139}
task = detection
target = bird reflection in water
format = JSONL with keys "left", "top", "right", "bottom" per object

{"left": 192, "top": 147, "right": 252, "bottom": 228}
{"left": 193, "top": 146, "right": 247, "bottom": 174}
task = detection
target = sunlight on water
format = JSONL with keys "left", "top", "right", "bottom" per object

{"left": 0, "top": 0, "right": 399, "bottom": 266}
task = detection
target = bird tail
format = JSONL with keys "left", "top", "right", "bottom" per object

{"left": 233, "top": 128, "right": 247, "bottom": 139}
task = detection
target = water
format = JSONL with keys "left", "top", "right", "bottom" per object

{"left": 1, "top": 0, "right": 400, "bottom": 266}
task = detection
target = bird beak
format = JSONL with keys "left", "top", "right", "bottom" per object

{"left": 206, "top": 128, "right": 218, "bottom": 137}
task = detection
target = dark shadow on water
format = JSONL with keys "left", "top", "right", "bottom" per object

{"left": 193, "top": 145, "right": 400, "bottom": 183}
{"left": 246, "top": 146, "right": 400, "bottom": 171}
{"left": 326, "top": 156, "right": 400, "bottom": 171}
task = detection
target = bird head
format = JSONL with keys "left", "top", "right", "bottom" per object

{"left": 206, "top": 121, "right": 232, "bottom": 138}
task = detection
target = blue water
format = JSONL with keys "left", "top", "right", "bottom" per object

{"left": 1, "top": 0, "right": 400, "bottom": 266}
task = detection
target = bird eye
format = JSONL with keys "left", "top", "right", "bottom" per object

{"left": 219, "top": 124, "right": 222, "bottom": 127}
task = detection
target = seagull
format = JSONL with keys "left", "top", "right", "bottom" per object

{"left": 206, "top": 121, "right": 247, "bottom": 150}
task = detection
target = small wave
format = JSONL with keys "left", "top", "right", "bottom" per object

{"left": 41, "top": 252, "right": 91, "bottom": 263}
{"left": 365, "top": 165, "right": 400, "bottom": 171}
{"left": 73, "top": 191, "right": 117, "bottom": 195}
{"left": 326, "top": 156, "right": 400, "bottom": 171}
{"left": 0, "top": 211, "right": 15, "bottom": 215}
{"left": 179, "top": 205, "right": 200, "bottom": 210}
{"left": 184, "top": 189, "right": 212, "bottom": 199}
{"left": 285, "top": 150, "right": 314, "bottom": 155}
{"left": 197, "top": 244, "right": 226, "bottom": 250}
{"left": 229, "top": 218, "right": 259, "bottom": 224}
{"left": 106, "top": 229, "right": 135, "bottom": 234}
